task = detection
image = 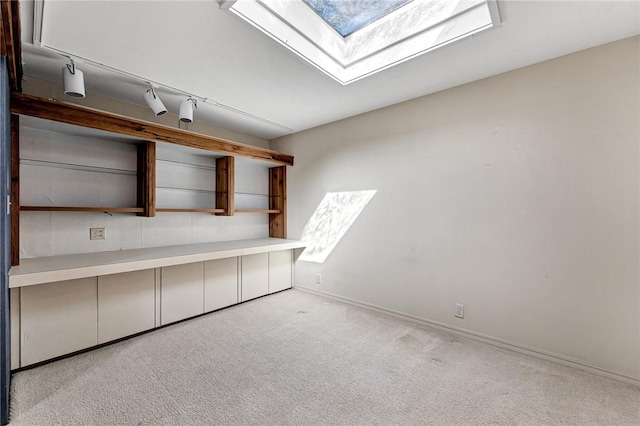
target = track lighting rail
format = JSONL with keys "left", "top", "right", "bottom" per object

{"left": 43, "top": 46, "right": 293, "bottom": 132}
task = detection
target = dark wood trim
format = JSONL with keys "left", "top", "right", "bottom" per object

{"left": 0, "top": 0, "right": 22, "bottom": 92}
{"left": 215, "top": 156, "right": 234, "bottom": 216}
{"left": 20, "top": 206, "right": 144, "bottom": 213}
{"left": 156, "top": 208, "right": 225, "bottom": 213}
{"left": 137, "top": 141, "right": 156, "bottom": 217}
{"left": 137, "top": 143, "right": 145, "bottom": 216}
{"left": 11, "top": 93, "right": 294, "bottom": 166}
{"left": 10, "top": 114, "right": 19, "bottom": 266}
{"left": 0, "top": 3, "right": 5, "bottom": 56}
{"left": 268, "top": 166, "right": 287, "bottom": 238}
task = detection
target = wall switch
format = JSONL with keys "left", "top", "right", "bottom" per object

{"left": 315, "top": 273, "right": 322, "bottom": 284}
{"left": 455, "top": 303, "right": 464, "bottom": 319}
{"left": 90, "top": 227, "right": 106, "bottom": 240}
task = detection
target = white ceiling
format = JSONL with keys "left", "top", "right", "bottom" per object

{"left": 18, "top": 1, "right": 640, "bottom": 140}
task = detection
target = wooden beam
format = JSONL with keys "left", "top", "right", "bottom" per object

{"left": 137, "top": 141, "right": 156, "bottom": 217}
{"left": 11, "top": 93, "right": 294, "bottom": 166}
{"left": 20, "top": 206, "right": 143, "bottom": 213}
{"left": 11, "top": 114, "right": 19, "bottom": 265}
{"left": 215, "top": 156, "right": 234, "bottom": 216}
{"left": 0, "top": 1, "right": 22, "bottom": 92}
{"left": 268, "top": 166, "right": 287, "bottom": 238}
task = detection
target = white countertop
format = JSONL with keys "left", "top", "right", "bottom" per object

{"left": 9, "top": 238, "right": 306, "bottom": 288}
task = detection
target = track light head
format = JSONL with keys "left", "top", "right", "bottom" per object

{"left": 143, "top": 86, "right": 167, "bottom": 117}
{"left": 179, "top": 97, "right": 197, "bottom": 123}
{"left": 62, "top": 59, "right": 85, "bottom": 98}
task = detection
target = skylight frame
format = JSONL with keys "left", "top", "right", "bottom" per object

{"left": 223, "top": 0, "right": 501, "bottom": 85}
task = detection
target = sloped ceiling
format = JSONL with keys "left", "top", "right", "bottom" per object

{"left": 19, "top": 0, "right": 640, "bottom": 140}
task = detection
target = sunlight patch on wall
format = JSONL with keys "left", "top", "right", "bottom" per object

{"left": 299, "top": 190, "right": 376, "bottom": 263}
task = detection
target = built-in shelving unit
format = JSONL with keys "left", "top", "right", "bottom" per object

{"left": 17, "top": 119, "right": 284, "bottom": 218}
{"left": 10, "top": 95, "right": 293, "bottom": 265}
{"left": 2, "top": 10, "right": 300, "bottom": 383}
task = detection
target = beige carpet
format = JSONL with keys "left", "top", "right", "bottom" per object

{"left": 9, "top": 289, "right": 640, "bottom": 425}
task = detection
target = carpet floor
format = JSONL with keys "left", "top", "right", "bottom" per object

{"left": 9, "top": 288, "right": 640, "bottom": 425}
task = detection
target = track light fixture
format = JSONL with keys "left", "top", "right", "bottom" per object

{"left": 143, "top": 84, "right": 168, "bottom": 116}
{"left": 179, "top": 97, "right": 197, "bottom": 123}
{"left": 62, "top": 58, "right": 85, "bottom": 98}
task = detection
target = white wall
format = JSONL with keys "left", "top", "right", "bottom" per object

{"left": 272, "top": 36, "right": 640, "bottom": 379}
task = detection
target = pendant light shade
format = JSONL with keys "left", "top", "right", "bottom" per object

{"left": 179, "top": 98, "right": 197, "bottom": 123}
{"left": 62, "top": 61, "right": 85, "bottom": 98}
{"left": 143, "top": 87, "right": 167, "bottom": 116}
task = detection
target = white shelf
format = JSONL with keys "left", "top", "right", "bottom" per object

{"left": 9, "top": 238, "right": 305, "bottom": 288}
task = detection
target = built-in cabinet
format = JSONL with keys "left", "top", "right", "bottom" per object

{"left": 269, "top": 250, "right": 294, "bottom": 294}
{"left": 161, "top": 262, "right": 205, "bottom": 325}
{"left": 241, "top": 253, "right": 269, "bottom": 302}
{"left": 20, "top": 277, "right": 98, "bottom": 366}
{"left": 97, "top": 269, "right": 156, "bottom": 344}
{"left": 204, "top": 257, "right": 239, "bottom": 312}
{"left": 12, "top": 246, "right": 296, "bottom": 368}
{"left": 10, "top": 97, "right": 298, "bottom": 372}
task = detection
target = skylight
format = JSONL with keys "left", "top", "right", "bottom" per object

{"left": 303, "top": 0, "right": 413, "bottom": 37}
{"left": 221, "top": 0, "right": 501, "bottom": 84}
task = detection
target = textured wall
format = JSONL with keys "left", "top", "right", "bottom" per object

{"left": 272, "top": 37, "right": 640, "bottom": 379}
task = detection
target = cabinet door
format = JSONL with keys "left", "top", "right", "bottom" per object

{"left": 98, "top": 269, "right": 156, "bottom": 344}
{"left": 161, "top": 262, "right": 204, "bottom": 325}
{"left": 21, "top": 278, "right": 98, "bottom": 366}
{"left": 204, "top": 257, "right": 238, "bottom": 312}
{"left": 241, "top": 253, "right": 269, "bottom": 302}
{"left": 10, "top": 288, "right": 20, "bottom": 370}
{"left": 269, "top": 250, "right": 292, "bottom": 294}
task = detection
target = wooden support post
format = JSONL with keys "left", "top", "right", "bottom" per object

{"left": 137, "top": 141, "right": 156, "bottom": 217}
{"left": 11, "top": 114, "right": 19, "bottom": 266}
{"left": 0, "top": 0, "right": 23, "bottom": 92}
{"left": 215, "top": 156, "right": 234, "bottom": 216}
{"left": 269, "top": 166, "right": 287, "bottom": 239}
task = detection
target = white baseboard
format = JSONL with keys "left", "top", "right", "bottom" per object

{"left": 294, "top": 285, "right": 640, "bottom": 387}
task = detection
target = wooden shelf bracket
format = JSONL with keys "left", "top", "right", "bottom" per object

{"left": 137, "top": 141, "right": 156, "bottom": 217}
{"left": 268, "top": 166, "right": 287, "bottom": 238}
{"left": 215, "top": 156, "right": 235, "bottom": 216}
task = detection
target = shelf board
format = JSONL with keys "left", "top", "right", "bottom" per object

{"left": 156, "top": 208, "right": 225, "bottom": 213}
{"left": 21, "top": 206, "right": 144, "bottom": 213}
{"left": 12, "top": 93, "right": 295, "bottom": 166}
{"left": 234, "top": 209, "right": 281, "bottom": 214}
{"left": 10, "top": 238, "right": 306, "bottom": 288}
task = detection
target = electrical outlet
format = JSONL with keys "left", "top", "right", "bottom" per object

{"left": 315, "top": 273, "right": 322, "bottom": 284}
{"left": 90, "top": 227, "right": 106, "bottom": 240}
{"left": 455, "top": 303, "right": 464, "bottom": 319}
